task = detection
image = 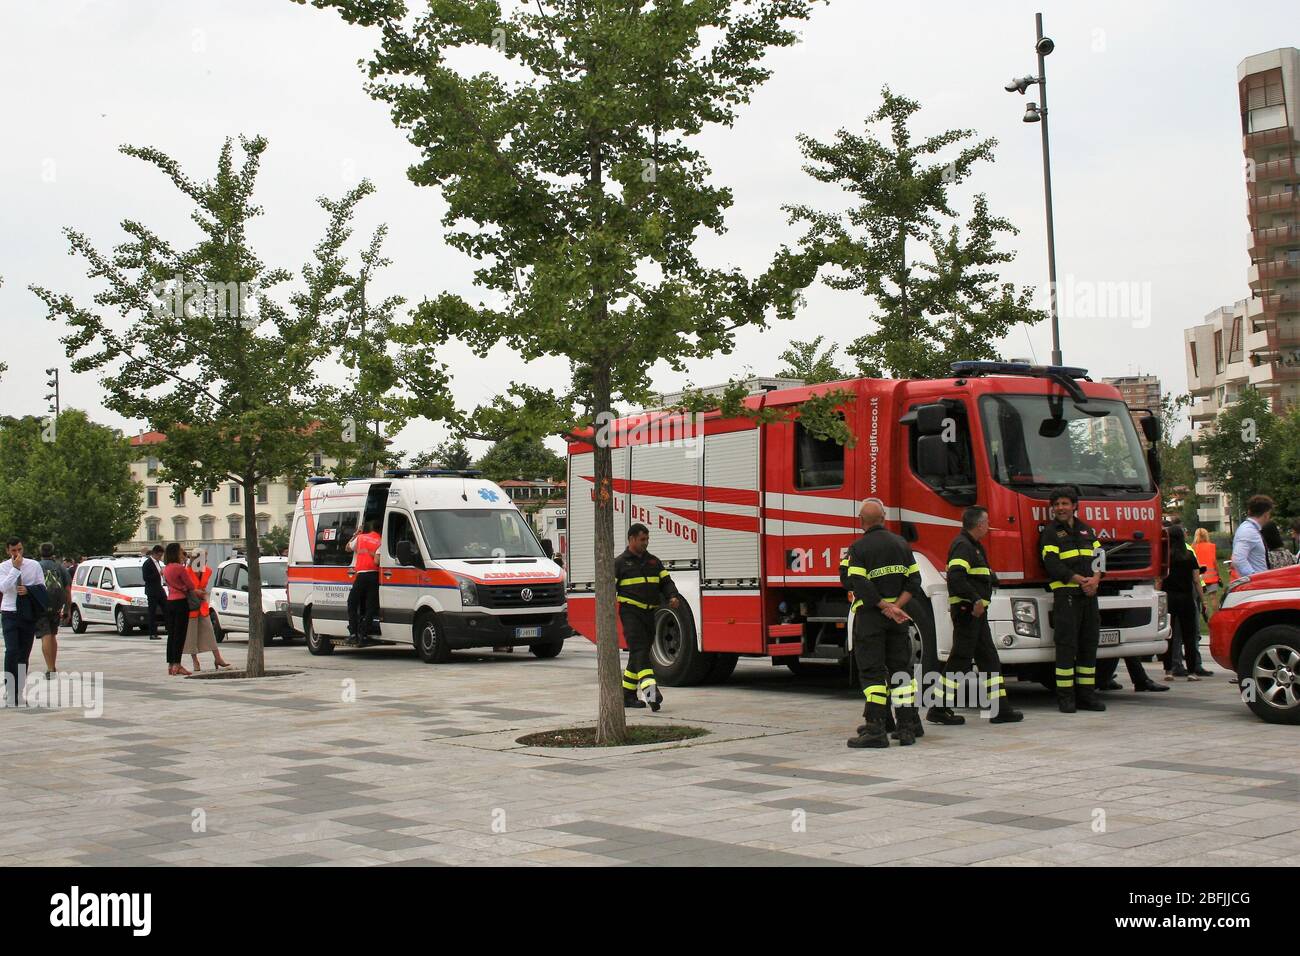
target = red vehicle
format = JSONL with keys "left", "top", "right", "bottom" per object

{"left": 566, "top": 362, "right": 1172, "bottom": 690}
{"left": 1211, "top": 563, "right": 1300, "bottom": 724}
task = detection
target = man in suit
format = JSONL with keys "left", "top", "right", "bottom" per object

{"left": 142, "top": 545, "right": 166, "bottom": 640}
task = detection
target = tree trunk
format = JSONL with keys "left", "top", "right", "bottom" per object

{"left": 592, "top": 365, "right": 627, "bottom": 744}
{"left": 242, "top": 475, "right": 265, "bottom": 678}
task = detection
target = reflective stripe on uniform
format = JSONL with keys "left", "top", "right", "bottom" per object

{"left": 1077, "top": 664, "right": 1096, "bottom": 686}
{"left": 617, "top": 595, "right": 652, "bottom": 609}
{"left": 618, "top": 574, "right": 665, "bottom": 586}
{"left": 863, "top": 683, "right": 888, "bottom": 704}
{"left": 1049, "top": 580, "right": 1080, "bottom": 590}
{"left": 1056, "top": 665, "right": 1074, "bottom": 687}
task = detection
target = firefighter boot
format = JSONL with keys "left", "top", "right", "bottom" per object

{"left": 847, "top": 717, "right": 889, "bottom": 749}
{"left": 926, "top": 706, "right": 965, "bottom": 726}
{"left": 639, "top": 683, "right": 663, "bottom": 713}
{"left": 859, "top": 702, "right": 893, "bottom": 736}
{"left": 894, "top": 707, "right": 922, "bottom": 746}
{"left": 988, "top": 704, "right": 1024, "bottom": 723}
{"left": 1056, "top": 686, "right": 1077, "bottom": 714}
{"left": 1076, "top": 686, "right": 1107, "bottom": 712}
{"left": 623, "top": 689, "right": 646, "bottom": 709}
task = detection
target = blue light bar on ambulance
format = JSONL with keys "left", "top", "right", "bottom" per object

{"left": 950, "top": 360, "right": 1091, "bottom": 380}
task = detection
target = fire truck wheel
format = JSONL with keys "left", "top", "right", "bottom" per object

{"left": 529, "top": 640, "right": 564, "bottom": 659}
{"left": 651, "top": 603, "right": 713, "bottom": 686}
{"left": 415, "top": 611, "right": 452, "bottom": 664}
{"left": 1239, "top": 626, "right": 1300, "bottom": 724}
{"left": 703, "top": 653, "right": 739, "bottom": 684}
{"left": 304, "top": 610, "right": 334, "bottom": 656}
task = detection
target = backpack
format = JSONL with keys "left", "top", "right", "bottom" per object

{"left": 42, "top": 562, "right": 66, "bottom": 615}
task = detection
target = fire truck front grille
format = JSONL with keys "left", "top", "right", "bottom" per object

{"left": 1100, "top": 608, "right": 1152, "bottom": 629}
{"left": 1101, "top": 540, "right": 1152, "bottom": 572}
{"left": 483, "top": 583, "right": 565, "bottom": 608}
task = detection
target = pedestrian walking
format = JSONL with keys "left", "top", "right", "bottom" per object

{"left": 1262, "top": 520, "right": 1296, "bottom": 570}
{"left": 183, "top": 551, "right": 230, "bottom": 672}
{"left": 345, "top": 521, "right": 382, "bottom": 646}
{"left": 1163, "top": 525, "right": 1213, "bottom": 681}
{"left": 35, "top": 542, "right": 69, "bottom": 678}
{"left": 1, "top": 537, "right": 47, "bottom": 706}
{"left": 161, "top": 543, "right": 197, "bottom": 676}
{"left": 844, "top": 499, "right": 924, "bottom": 748}
{"left": 1230, "top": 495, "right": 1273, "bottom": 577}
{"left": 937, "top": 506, "right": 1023, "bottom": 724}
{"left": 1038, "top": 487, "right": 1106, "bottom": 713}
{"left": 141, "top": 545, "right": 166, "bottom": 640}
{"left": 614, "top": 523, "right": 679, "bottom": 711}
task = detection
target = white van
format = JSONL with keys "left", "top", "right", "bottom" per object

{"left": 69, "top": 556, "right": 157, "bottom": 635}
{"left": 209, "top": 555, "right": 295, "bottom": 644}
{"left": 286, "top": 470, "right": 570, "bottom": 661}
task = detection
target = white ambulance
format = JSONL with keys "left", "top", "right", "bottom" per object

{"left": 69, "top": 555, "right": 157, "bottom": 635}
{"left": 286, "top": 470, "right": 570, "bottom": 661}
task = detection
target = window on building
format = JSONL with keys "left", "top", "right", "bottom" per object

{"left": 173, "top": 517, "right": 187, "bottom": 540}
{"left": 145, "top": 518, "right": 161, "bottom": 542}
{"left": 257, "top": 483, "right": 269, "bottom": 504}
{"left": 1244, "top": 72, "right": 1287, "bottom": 133}
{"left": 313, "top": 452, "right": 323, "bottom": 470}
{"left": 1230, "top": 316, "right": 1243, "bottom": 363}
{"left": 202, "top": 489, "right": 214, "bottom": 506}
{"left": 229, "top": 484, "right": 241, "bottom": 505}
{"left": 229, "top": 516, "right": 243, "bottom": 540}
{"left": 1189, "top": 342, "right": 1198, "bottom": 377}
{"left": 146, "top": 457, "right": 159, "bottom": 476}
{"left": 146, "top": 486, "right": 158, "bottom": 508}
{"left": 200, "top": 517, "right": 214, "bottom": 541}
{"left": 172, "top": 487, "right": 186, "bottom": 506}
{"left": 256, "top": 515, "right": 270, "bottom": 536}
{"left": 1214, "top": 330, "right": 1224, "bottom": 374}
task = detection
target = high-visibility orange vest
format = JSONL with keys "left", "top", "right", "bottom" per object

{"left": 1195, "top": 542, "right": 1219, "bottom": 584}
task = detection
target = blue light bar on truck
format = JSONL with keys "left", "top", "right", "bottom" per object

{"left": 950, "top": 360, "right": 1091, "bottom": 380}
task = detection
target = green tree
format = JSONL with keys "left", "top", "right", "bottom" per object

{"left": 0, "top": 411, "right": 143, "bottom": 556}
{"left": 787, "top": 87, "right": 1043, "bottom": 379}
{"left": 409, "top": 437, "right": 473, "bottom": 471}
{"left": 260, "top": 524, "right": 290, "bottom": 556}
{"left": 306, "top": 0, "right": 821, "bottom": 742}
{"left": 776, "top": 335, "right": 846, "bottom": 384}
{"left": 475, "top": 435, "right": 565, "bottom": 483}
{"left": 30, "top": 137, "right": 444, "bottom": 676}
{"left": 1198, "top": 388, "right": 1280, "bottom": 522}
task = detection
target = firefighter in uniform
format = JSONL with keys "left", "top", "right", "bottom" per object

{"left": 845, "top": 499, "right": 923, "bottom": 749}
{"left": 939, "top": 506, "right": 1024, "bottom": 724}
{"left": 1038, "top": 486, "right": 1106, "bottom": 714}
{"left": 615, "top": 523, "right": 680, "bottom": 712}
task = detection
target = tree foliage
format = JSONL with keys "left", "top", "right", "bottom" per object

{"left": 305, "top": 0, "right": 822, "bottom": 741}
{"left": 1198, "top": 389, "right": 1280, "bottom": 523}
{"left": 787, "top": 87, "right": 1044, "bottom": 379}
{"left": 775, "top": 335, "right": 846, "bottom": 384}
{"left": 475, "top": 435, "right": 566, "bottom": 483}
{"left": 0, "top": 411, "right": 142, "bottom": 557}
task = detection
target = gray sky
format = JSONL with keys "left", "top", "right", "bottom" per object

{"left": 0, "top": 0, "right": 1285, "bottom": 456}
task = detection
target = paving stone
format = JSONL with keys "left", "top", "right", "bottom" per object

{"left": 872, "top": 789, "right": 975, "bottom": 806}
{"left": 693, "top": 779, "right": 788, "bottom": 794}
{"left": 760, "top": 798, "right": 858, "bottom": 815}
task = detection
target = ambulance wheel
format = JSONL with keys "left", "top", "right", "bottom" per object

{"left": 209, "top": 610, "right": 225, "bottom": 644}
{"left": 71, "top": 605, "right": 87, "bottom": 634}
{"left": 415, "top": 611, "right": 452, "bottom": 663}
{"left": 651, "top": 603, "right": 712, "bottom": 686}
{"left": 304, "top": 611, "right": 334, "bottom": 656}
{"left": 115, "top": 607, "right": 132, "bottom": 636}
{"left": 703, "top": 653, "right": 739, "bottom": 684}
{"left": 530, "top": 640, "right": 564, "bottom": 659}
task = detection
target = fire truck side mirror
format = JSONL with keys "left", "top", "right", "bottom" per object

{"left": 1140, "top": 416, "right": 1161, "bottom": 444}
{"left": 913, "top": 403, "right": 949, "bottom": 436}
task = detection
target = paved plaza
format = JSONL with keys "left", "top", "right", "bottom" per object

{"left": 2, "top": 626, "right": 1297, "bottom": 867}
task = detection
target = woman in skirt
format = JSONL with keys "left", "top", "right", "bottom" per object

{"left": 184, "top": 551, "right": 231, "bottom": 672}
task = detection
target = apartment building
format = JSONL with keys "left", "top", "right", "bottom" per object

{"left": 121, "top": 431, "right": 335, "bottom": 553}
{"left": 1185, "top": 48, "right": 1300, "bottom": 531}
{"left": 1101, "top": 374, "right": 1162, "bottom": 440}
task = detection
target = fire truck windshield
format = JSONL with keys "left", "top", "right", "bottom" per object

{"left": 978, "top": 394, "right": 1154, "bottom": 496}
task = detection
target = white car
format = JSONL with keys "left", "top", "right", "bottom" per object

{"left": 69, "top": 556, "right": 158, "bottom": 635}
{"left": 208, "top": 555, "right": 296, "bottom": 644}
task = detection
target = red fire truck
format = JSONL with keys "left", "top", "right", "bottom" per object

{"left": 565, "top": 362, "right": 1172, "bottom": 690}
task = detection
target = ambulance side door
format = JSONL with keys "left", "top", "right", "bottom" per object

{"left": 380, "top": 508, "right": 421, "bottom": 641}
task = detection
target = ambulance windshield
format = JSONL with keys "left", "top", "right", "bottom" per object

{"left": 979, "top": 395, "right": 1154, "bottom": 495}
{"left": 416, "top": 509, "right": 547, "bottom": 560}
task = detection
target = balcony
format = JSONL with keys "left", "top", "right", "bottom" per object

{"left": 1257, "top": 258, "right": 1300, "bottom": 281}
{"left": 1253, "top": 156, "right": 1300, "bottom": 182}
{"left": 1245, "top": 127, "right": 1296, "bottom": 151}
{"left": 1250, "top": 190, "right": 1300, "bottom": 216}
{"left": 1246, "top": 325, "right": 1272, "bottom": 352}
{"left": 1259, "top": 291, "right": 1300, "bottom": 314}
{"left": 1251, "top": 224, "right": 1300, "bottom": 251}
{"left": 1191, "top": 398, "right": 1218, "bottom": 422}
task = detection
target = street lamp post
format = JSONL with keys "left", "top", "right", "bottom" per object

{"left": 1005, "top": 12, "right": 1062, "bottom": 367}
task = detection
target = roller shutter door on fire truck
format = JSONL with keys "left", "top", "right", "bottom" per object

{"left": 702, "top": 429, "right": 760, "bottom": 583}
{"left": 568, "top": 446, "right": 630, "bottom": 586}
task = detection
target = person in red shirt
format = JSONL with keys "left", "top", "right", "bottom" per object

{"left": 345, "top": 522, "right": 382, "bottom": 646}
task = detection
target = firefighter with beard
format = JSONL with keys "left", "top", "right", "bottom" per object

{"left": 1038, "top": 486, "right": 1106, "bottom": 714}
{"left": 844, "top": 498, "right": 923, "bottom": 749}
{"left": 615, "top": 523, "right": 680, "bottom": 711}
